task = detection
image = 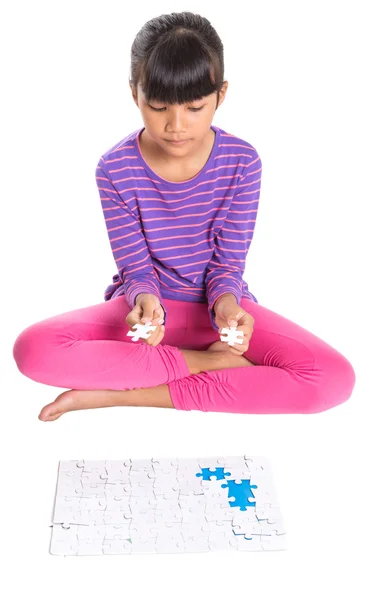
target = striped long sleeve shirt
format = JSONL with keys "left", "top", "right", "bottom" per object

{"left": 95, "top": 124, "right": 262, "bottom": 333}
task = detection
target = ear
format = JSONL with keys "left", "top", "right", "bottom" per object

{"left": 129, "top": 82, "right": 139, "bottom": 107}
{"left": 217, "top": 81, "right": 229, "bottom": 108}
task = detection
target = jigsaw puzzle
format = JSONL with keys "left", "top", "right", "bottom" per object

{"left": 220, "top": 326, "right": 244, "bottom": 346}
{"left": 126, "top": 322, "right": 157, "bottom": 342}
{"left": 50, "top": 455, "right": 286, "bottom": 555}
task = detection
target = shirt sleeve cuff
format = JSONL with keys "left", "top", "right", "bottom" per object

{"left": 207, "top": 291, "right": 242, "bottom": 333}
{"left": 131, "top": 291, "right": 167, "bottom": 327}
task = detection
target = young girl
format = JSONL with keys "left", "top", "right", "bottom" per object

{"left": 13, "top": 11, "right": 355, "bottom": 421}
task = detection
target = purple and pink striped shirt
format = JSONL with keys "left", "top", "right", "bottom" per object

{"left": 95, "top": 124, "right": 262, "bottom": 333}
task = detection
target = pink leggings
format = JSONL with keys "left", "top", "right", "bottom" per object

{"left": 12, "top": 296, "right": 356, "bottom": 414}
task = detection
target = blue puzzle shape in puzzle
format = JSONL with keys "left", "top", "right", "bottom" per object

{"left": 221, "top": 480, "right": 258, "bottom": 511}
{"left": 195, "top": 467, "right": 231, "bottom": 481}
{"left": 195, "top": 467, "right": 258, "bottom": 511}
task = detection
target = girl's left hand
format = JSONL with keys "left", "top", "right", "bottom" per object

{"left": 214, "top": 299, "right": 255, "bottom": 356}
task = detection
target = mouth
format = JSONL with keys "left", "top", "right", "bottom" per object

{"left": 165, "top": 139, "right": 190, "bottom": 145}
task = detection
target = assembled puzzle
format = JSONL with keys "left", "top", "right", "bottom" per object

{"left": 50, "top": 455, "right": 286, "bottom": 555}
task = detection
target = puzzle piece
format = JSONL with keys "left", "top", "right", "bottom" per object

{"left": 126, "top": 321, "right": 157, "bottom": 342}
{"left": 102, "top": 510, "right": 132, "bottom": 525}
{"left": 76, "top": 539, "right": 104, "bottom": 555}
{"left": 221, "top": 480, "right": 258, "bottom": 510}
{"left": 77, "top": 524, "right": 107, "bottom": 540}
{"left": 79, "top": 460, "right": 106, "bottom": 472}
{"left": 220, "top": 326, "right": 244, "bottom": 346}
{"left": 59, "top": 460, "right": 82, "bottom": 472}
{"left": 50, "top": 456, "right": 285, "bottom": 555}
{"left": 102, "top": 539, "right": 132, "bottom": 554}
{"left": 177, "top": 493, "right": 206, "bottom": 510}
{"left": 155, "top": 537, "right": 185, "bottom": 554}
{"left": 254, "top": 503, "right": 282, "bottom": 520}
{"left": 208, "top": 532, "right": 239, "bottom": 552}
{"left": 130, "top": 537, "right": 158, "bottom": 553}
{"left": 182, "top": 536, "right": 211, "bottom": 553}
{"left": 104, "top": 482, "right": 131, "bottom": 496}
{"left": 152, "top": 458, "right": 180, "bottom": 470}
{"left": 233, "top": 533, "right": 266, "bottom": 552}
{"left": 232, "top": 516, "right": 286, "bottom": 537}
{"left": 259, "top": 532, "right": 287, "bottom": 551}
{"left": 204, "top": 505, "right": 238, "bottom": 522}
{"left": 196, "top": 467, "right": 231, "bottom": 481}
{"left": 105, "top": 459, "right": 131, "bottom": 470}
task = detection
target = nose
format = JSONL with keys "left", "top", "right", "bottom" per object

{"left": 166, "top": 107, "right": 187, "bottom": 133}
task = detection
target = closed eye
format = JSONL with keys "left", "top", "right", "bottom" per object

{"left": 149, "top": 106, "right": 204, "bottom": 112}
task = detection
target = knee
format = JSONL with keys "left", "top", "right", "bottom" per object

{"left": 305, "top": 351, "right": 356, "bottom": 414}
{"left": 13, "top": 324, "right": 47, "bottom": 377}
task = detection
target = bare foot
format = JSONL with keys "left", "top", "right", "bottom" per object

{"left": 38, "top": 391, "right": 76, "bottom": 421}
{"left": 207, "top": 340, "right": 254, "bottom": 368}
{"left": 38, "top": 389, "right": 122, "bottom": 422}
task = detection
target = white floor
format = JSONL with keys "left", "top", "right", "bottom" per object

{"left": 4, "top": 349, "right": 370, "bottom": 599}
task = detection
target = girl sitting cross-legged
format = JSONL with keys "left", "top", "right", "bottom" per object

{"left": 12, "top": 11, "right": 356, "bottom": 421}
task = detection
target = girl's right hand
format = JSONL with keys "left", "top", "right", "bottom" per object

{"left": 125, "top": 293, "right": 165, "bottom": 347}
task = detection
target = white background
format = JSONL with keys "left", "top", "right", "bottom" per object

{"left": 1, "top": 1, "right": 371, "bottom": 598}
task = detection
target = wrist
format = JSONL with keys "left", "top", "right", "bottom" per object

{"left": 213, "top": 293, "right": 237, "bottom": 312}
{"left": 135, "top": 292, "right": 153, "bottom": 304}
{"left": 135, "top": 292, "right": 162, "bottom": 306}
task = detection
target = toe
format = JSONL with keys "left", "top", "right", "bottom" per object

{"left": 45, "top": 411, "right": 63, "bottom": 422}
{"left": 38, "top": 402, "right": 60, "bottom": 421}
{"left": 38, "top": 392, "right": 75, "bottom": 421}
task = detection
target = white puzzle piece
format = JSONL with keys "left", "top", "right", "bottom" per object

{"left": 126, "top": 321, "right": 157, "bottom": 342}
{"left": 50, "top": 455, "right": 286, "bottom": 555}
{"left": 220, "top": 326, "right": 244, "bottom": 346}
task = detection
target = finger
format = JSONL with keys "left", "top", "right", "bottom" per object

{"left": 153, "top": 314, "right": 164, "bottom": 325}
{"left": 153, "top": 323, "right": 166, "bottom": 346}
{"left": 157, "top": 311, "right": 164, "bottom": 325}
{"left": 128, "top": 319, "right": 142, "bottom": 330}
{"left": 230, "top": 346, "right": 247, "bottom": 356}
{"left": 238, "top": 329, "right": 253, "bottom": 342}
{"left": 133, "top": 307, "right": 161, "bottom": 328}
{"left": 143, "top": 309, "right": 163, "bottom": 326}
{"left": 150, "top": 327, "right": 164, "bottom": 347}
{"left": 128, "top": 317, "right": 146, "bottom": 330}
{"left": 126, "top": 309, "right": 141, "bottom": 327}
{"left": 154, "top": 308, "right": 165, "bottom": 325}
{"left": 228, "top": 345, "right": 244, "bottom": 355}
{"left": 235, "top": 314, "right": 254, "bottom": 330}
{"left": 150, "top": 326, "right": 165, "bottom": 347}
{"left": 230, "top": 339, "right": 249, "bottom": 353}
{"left": 140, "top": 307, "right": 156, "bottom": 323}
{"left": 144, "top": 324, "right": 163, "bottom": 346}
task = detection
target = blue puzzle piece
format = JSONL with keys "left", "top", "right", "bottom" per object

{"left": 221, "top": 479, "right": 258, "bottom": 511}
{"left": 195, "top": 467, "right": 231, "bottom": 481}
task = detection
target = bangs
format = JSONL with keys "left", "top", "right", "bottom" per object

{"left": 138, "top": 31, "right": 222, "bottom": 105}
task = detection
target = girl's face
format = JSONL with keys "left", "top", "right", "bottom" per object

{"left": 130, "top": 81, "right": 228, "bottom": 156}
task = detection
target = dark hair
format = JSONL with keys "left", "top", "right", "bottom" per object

{"left": 130, "top": 11, "right": 225, "bottom": 110}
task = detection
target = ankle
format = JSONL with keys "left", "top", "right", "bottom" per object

{"left": 179, "top": 348, "right": 224, "bottom": 375}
